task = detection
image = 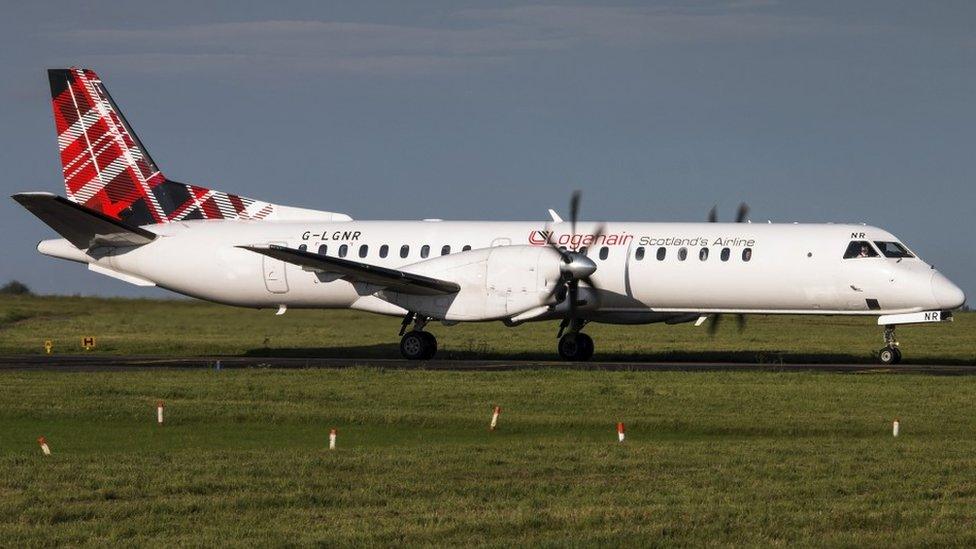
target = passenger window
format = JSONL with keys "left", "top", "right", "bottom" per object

{"left": 318, "top": 244, "right": 328, "bottom": 255}
{"left": 843, "top": 241, "right": 878, "bottom": 259}
{"left": 462, "top": 245, "right": 472, "bottom": 252}
{"left": 656, "top": 247, "right": 666, "bottom": 261}
{"left": 678, "top": 247, "right": 688, "bottom": 261}
{"left": 873, "top": 241, "right": 914, "bottom": 258}
{"left": 742, "top": 248, "right": 753, "bottom": 262}
{"left": 359, "top": 244, "right": 368, "bottom": 258}
{"left": 400, "top": 245, "right": 409, "bottom": 258}
{"left": 599, "top": 246, "right": 609, "bottom": 260}
{"left": 720, "top": 247, "right": 730, "bottom": 261}
{"left": 338, "top": 244, "right": 348, "bottom": 258}
{"left": 635, "top": 246, "right": 645, "bottom": 260}
{"left": 441, "top": 245, "right": 451, "bottom": 256}
{"left": 379, "top": 245, "right": 389, "bottom": 258}
{"left": 699, "top": 248, "right": 709, "bottom": 261}
{"left": 298, "top": 244, "right": 307, "bottom": 252}
{"left": 420, "top": 245, "right": 430, "bottom": 258}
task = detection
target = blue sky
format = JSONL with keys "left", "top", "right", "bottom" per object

{"left": 1, "top": 1, "right": 973, "bottom": 299}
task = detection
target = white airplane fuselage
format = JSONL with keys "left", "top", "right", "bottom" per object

{"left": 39, "top": 219, "right": 965, "bottom": 322}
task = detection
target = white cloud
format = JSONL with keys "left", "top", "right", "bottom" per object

{"left": 55, "top": 3, "right": 880, "bottom": 76}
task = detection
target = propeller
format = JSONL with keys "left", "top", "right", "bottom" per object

{"left": 542, "top": 191, "right": 603, "bottom": 335}
{"left": 705, "top": 202, "right": 751, "bottom": 334}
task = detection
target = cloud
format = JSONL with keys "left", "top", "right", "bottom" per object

{"left": 54, "top": 3, "right": 880, "bottom": 76}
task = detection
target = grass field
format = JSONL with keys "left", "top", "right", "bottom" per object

{"left": 2, "top": 296, "right": 976, "bottom": 545}
{"left": 0, "top": 295, "right": 974, "bottom": 363}
{"left": 3, "top": 368, "right": 976, "bottom": 545}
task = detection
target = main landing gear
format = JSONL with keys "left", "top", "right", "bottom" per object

{"left": 878, "top": 325, "right": 902, "bottom": 365}
{"left": 399, "top": 312, "right": 437, "bottom": 360}
{"left": 557, "top": 319, "right": 594, "bottom": 361}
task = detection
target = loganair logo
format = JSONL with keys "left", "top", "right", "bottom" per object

{"left": 529, "top": 230, "right": 634, "bottom": 247}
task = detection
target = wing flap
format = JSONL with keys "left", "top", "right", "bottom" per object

{"left": 12, "top": 192, "right": 157, "bottom": 249}
{"left": 239, "top": 245, "right": 459, "bottom": 296}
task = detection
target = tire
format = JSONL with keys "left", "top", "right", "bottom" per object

{"left": 878, "top": 347, "right": 897, "bottom": 365}
{"left": 577, "top": 333, "right": 594, "bottom": 361}
{"left": 558, "top": 333, "right": 594, "bottom": 361}
{"left": 400, "top": 331, "right": 428, "bottom": 360}
{"left": 420, "top": 331, "right": 438, "bottom": 360}
{"left": 891, "top": 347, "right": 902, "bottom": 365}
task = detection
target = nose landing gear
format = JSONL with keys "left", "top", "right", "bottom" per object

{"left": 398, "top": 312, "right": 437, "bottom": 360}
{"left": 878, "top": 325, "right": 902, "bottom": 365}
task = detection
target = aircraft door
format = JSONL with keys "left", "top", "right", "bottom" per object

{"left": 262, "top": 241, "right": 289, "bottom": 294}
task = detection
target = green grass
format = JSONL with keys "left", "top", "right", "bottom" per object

{"left": 1, "top": 296, "right": 975, "bottom": 544}
{"left": 0, "top": 295, "right": 974, "bottom": 363}
{"left": 2, "top": 368, "right": 976, "bottom": 545}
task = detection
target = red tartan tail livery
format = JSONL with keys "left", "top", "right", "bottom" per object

{"left": 48, "top": 67, "right": 275, "bottom": 225}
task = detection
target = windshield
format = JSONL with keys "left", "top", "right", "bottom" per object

{"left": 843, "top": 241, "right": 878, "bottom": 259}
{"left": 873, "top": 241, "right": 914, "bottom": 259}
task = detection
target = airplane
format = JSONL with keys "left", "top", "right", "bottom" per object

{"left": 12, "top": 68, "right": 966, "bottom": 364}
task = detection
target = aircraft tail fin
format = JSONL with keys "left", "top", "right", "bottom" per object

{"left": 48, "top": 68, "right": 276, "bottom": 225}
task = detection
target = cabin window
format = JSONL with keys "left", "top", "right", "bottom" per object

{"left": 843, "top": 241, "right": 878, "bottom": 259}
{"left": 338, "top": 244, "right": 348, "bottom": 258}
{"left": 400, "top": 245, "right": 409, "bottom": 258}
{"left": 678, "top": 247, "right": 688, "bottom": 261}
{"left": 599, "top": 247, "right": 609, "bottom": 260}
{"left": 420, "top": 245, "right": 430, "bottom": 258}
{"left": 699, "top": 248, "right": 709, "bottom": 261}
{"left": 873, "top": 241, "right": 914, "bottom": 259}
{"left": 441, "top": 245, "right": 451, "bottom": 256}
{"left": 656, "top": 247, "right": 666, "bottom": 261}
{"left": 462, "top": 245, "right": 472, "bottom": 252}
{"left": 742, "top": 248, "right": 753, "bottom": 262}
{"left": 358, "top": 244, "right": 368, "bottom": 258}
{"left": 298, "top": 244, "right": 307, "bottom": 252}
{"left": 318, "top": 244, "right": 328, "bottom": 255}
{"left": 720, "top": 247, "right": 730, "bottom": 261}
{"left": 635, "top": 246, "right": 645, "bottom": 260}
{"left": 379, "top": 245, "right": 389, "bottom": 258}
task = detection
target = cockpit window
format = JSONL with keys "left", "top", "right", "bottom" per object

{"left": 843, "top": 241, "right": 878, "bottom": 259}
{"left": 873, "top": 241, "right": 914, "bottom": 259}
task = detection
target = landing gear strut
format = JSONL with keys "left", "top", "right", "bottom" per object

{"left": 399, "top": 313, "right": 437, "bottom": 360}
{"left": 557, "top": 319, "right": 594, "bottom": 361}
{"left": 878, "top": 325, "right": 902, "bottom": 365}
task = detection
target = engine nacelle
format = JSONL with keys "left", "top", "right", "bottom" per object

{"left": 382, "top": 245, "right": 563, "bottom": 321}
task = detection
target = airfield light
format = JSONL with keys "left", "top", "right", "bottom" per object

{"left": 893, "top": 419, "right": 900, "bottom": 437}
{"left": 490, "top": 406, "right": 501, "bottom": 432}
{"left": 329, "top": 428, "right": 337, "bottom": 450}
{"left": 156, "top": 401, "right": 164, "bottom": 425}
{"left": 37, "top": 436, "right": 51, "bottom": 455}
{"left": 617, "top": 422, "right": 626, "bottom": 443}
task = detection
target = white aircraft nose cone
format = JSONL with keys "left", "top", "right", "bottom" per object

{"left": 931, "top": 271, "right": 966, "bottom": 310}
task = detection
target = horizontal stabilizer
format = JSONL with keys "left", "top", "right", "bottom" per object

{"left": 239, "top": 244, "right": 459, "bottom": 296}
{"left": 12, "top": 192, "right": 156, "bottom": 249}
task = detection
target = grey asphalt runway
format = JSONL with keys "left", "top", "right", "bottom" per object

{"left": 1, "top": 355, "right": 974, "bottom": 374}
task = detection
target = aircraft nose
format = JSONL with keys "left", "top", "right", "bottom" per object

{"left": 931, "top": 271, "right": 966, "bottom": 310}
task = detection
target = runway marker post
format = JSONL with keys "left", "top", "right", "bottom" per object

{"left": 893, "top": 419, "right": 900, "bottom": 437}
{"left": 490, "top": 406, "right": 501, "bottom": 432}
{"left": 156, "top": 401, "right": 164, "bottom": 425}
{"left": 44, "top": 340, "right": 53, "bottom": 354}
{"left": 329, "top": 428, "right": 337, "bottom": 450}
{"left": 37, "top": 436, "right": 51, "bottom": 455}
{"left": 617, "top": 422, "right": 626, "bottom": 443}
{"left": 81, "top": 336, "right": 95, "bottom": 351}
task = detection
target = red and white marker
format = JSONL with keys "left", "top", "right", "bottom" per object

{"left": 156, "top": 400, "right": 164, "bottom": 425}
{"left": 490, "top": 406, "right": 501, "bottom": 432}
{"left": 617, "top": 422, "right": 626, "bottom": 443}
{"left": 37, "top": 436, "right": 51, "bottom": 455}
{"left": 329, "top": 428, "right": 337, "bottom": 450}
{"left": 893, "top": 419, "right": 900, "bottom": 437}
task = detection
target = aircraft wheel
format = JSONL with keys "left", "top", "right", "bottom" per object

{"left": 420, "top": 331, "right": 438, "bottom": 360}
{"left": 878, "top": 346, "right": 901, "bottom": 365}
{"left": 558, "top": 333, "right": 594, "bottom": 361}
{"left": 401, "top": 331, "right": 431, "bottom": 360}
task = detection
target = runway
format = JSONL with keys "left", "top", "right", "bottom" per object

{"left": 1, "top": 355, "right": 974, "bottom": 374}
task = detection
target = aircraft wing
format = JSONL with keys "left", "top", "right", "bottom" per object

{"left": 12, "top": 192, "right": 157, "bottom": 249}
{"left": 239, "top": 244, "right": 460, "bottom": 296}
